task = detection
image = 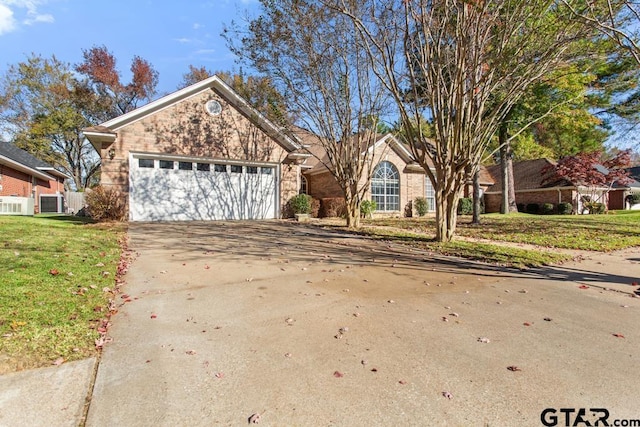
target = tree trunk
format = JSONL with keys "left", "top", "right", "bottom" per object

{"left": 499, "top": 121, "right": 518, "bottom": 214}
{"left": 434, "top": 172, "right": 462, "bottom": 242}
{"left": 343, "top": 188, "right": 361, "bottom": 229}
{"left": 472, "top": 169, "right": 481, "bottom": 224}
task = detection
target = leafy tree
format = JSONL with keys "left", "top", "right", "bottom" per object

{"left": 545, "top": 150, "right": 633, "bottom": 210}
{"left": 226, "top": 1, "right": 391, "bottom": 228}
{"left": 0, "top": 54, "right": 101, "bottom": 189}
{"left": 76, "top": 45, "right": 159, "bottom": 119}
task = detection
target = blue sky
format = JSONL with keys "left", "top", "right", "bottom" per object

{"left": 0, "top": 0, "right": 260, "bottom": 96}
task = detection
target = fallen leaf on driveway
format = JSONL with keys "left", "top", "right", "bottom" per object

{"left": 578, "top": 285, "right": 589, "bottom": 289}
{"left": 507, "top": 366, "right": 522, "bottom": 372}
{"left": 442, "top": 391, "right": 453, "bottom": 399}
{"left": 52, "top": 357, "right": 64, "bottom": 366}
{"left": 544, "top": 317, "right": 552, "bottom": 322}
{"left": 477, "top": 337, "right": 490, "bottom": 343}
{"left": 186, "top": 350, "right": 197, "bottom": 355}
{"left": 150, "top": 314, "right": 157, "bottom": 319}
{"left": 248, "top": 413, "right": 261, "bottom": 424}
{"left": 632, "top": 282, "right": 639, "bottom": 286}
{"left": 333, "top": 371, "right": 344, "bottom": 378}
{"left": 399, "top": 380, "right": 407, "bottom": 385}
{"left": 612, "top": 333, "right": 625, "bottom": 338}
{"left": 215, "top": 372, "right": 224, "bottom": 378}
{"left": 523, "top": 322, "right": 532, "bottom": 327}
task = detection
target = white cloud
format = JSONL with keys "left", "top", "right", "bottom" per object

{"left": 0, "top": 4, "right": 17, "bottom": 35}
{"left": 174, "top": 37, "right": 193, "bottom": 44}
{"left": 0, "top": 0, "right": 54, "bottom": 34}
{"left": 194, "top": 49, "right": 215, "bottom": 55}
{"left": 24, "top": 12, "right": 53, "bottom": 25}
{"left": 193, "top": 23, "right": 203, "bottom": 30}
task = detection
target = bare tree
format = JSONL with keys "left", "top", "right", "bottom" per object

{"left": 335, "top": 0, "right": 597, "bottom": 241}
{"left": 226, "top": 1, "right": 391, "bottom": 228}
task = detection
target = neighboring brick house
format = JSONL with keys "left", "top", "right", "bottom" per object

{"left": 295, "top": 128, "right": 437, "bottom": 217}
{"left": 0, "top": 142, "right": 67, "bottom": 214}
{"left": 483, "top": 158, "right": 608, "bottom": 214}
{"left": 609, "top": 166, "right": 640, "bottom": 210}
{"left": 83, "top": 75, "right": 309, "bottom": 221}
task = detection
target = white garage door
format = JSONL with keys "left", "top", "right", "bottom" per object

{"left": 129, "top": 156, "right": 278, "bottom": 221}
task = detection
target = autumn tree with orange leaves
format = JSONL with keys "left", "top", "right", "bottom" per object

{"left": 76, "top": 45, "right": 159, "bottom": 120}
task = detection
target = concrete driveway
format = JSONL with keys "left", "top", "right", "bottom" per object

{"left": 85, "top": 221, "right": 640, "bottom": 426}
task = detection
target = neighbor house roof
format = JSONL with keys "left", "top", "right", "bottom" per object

{"left": 484, "top": 158, "right": 574, "bottom": 193}
{"left": 83, "top": 75, "right": 305, "bottom": 156}
{"left": 0, "top": 142, "right": 67, "bottom": 181}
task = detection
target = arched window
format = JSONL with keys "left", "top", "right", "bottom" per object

{"left": 371, "top": 161, "right": 400, "bottom": 211}
{"left": 299, "top": 175, "right": 308, "bottom": 195}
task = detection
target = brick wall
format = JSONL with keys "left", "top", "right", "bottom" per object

{"left": 304, "top": 144, "right": 430, "bottom": 217}
{"left": 98, "top": 89, "right": 296, "bottom": 216}
{"left": 0, "top": 166, "right": 31, "bottom": 197}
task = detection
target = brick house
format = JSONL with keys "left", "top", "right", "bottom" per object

{"left": 83, "top": 75, "right": 309, "bottom": 221}
{"left": 295, "top": 128, "right": 438, "bottom": 217}
{"left": 608, "top": 166, "right": 640, "bottom": 210}
{"left": 0, "top": 142, "right": 67, "bottom": 214}
{"left": 483, "top": 158, "right": 609, "bottom": 214}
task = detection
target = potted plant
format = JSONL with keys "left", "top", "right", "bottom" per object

{"left": 289, "top": 194, "right": 312, "bottom": 221}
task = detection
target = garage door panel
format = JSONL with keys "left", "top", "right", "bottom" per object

{"left": 130, "top": 159, "right": 277, "bottom": 221}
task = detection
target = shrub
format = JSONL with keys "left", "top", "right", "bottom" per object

{"left": 541, "top": 203, "right": 555, "bottom": 215}
{"left": 414, "top": 197, "right": 429, "bottom": 217}
{"left": 360, "top": 200, "right": 377, "bottom": 218}
{"left": 585, "top": 202, "right": 606, "bottom": 214}
{"left": 526, "top": 203, "right": 540, "bottom": 214}
{"left": 319, "top": 198, "right": 346, "bottom": 218}
{"left": 557, "top": 202, "right": 573, "bottom": 215}
{"left": 310, "top": 198, "right": 320, "bottom": 217}
{"left": 85, "top": 186, "right": 127, "bottom": 222}
{"left": 288, "top": 194, "right": 312, "bottom": 215}
{"left": 457, "top": 197, "right": 473, "bottom": 215}
{"left": 627, "top": 194, "right": 640, "bottom": 206}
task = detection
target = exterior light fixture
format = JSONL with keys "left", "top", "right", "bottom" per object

{"left": 108, "top": 148, "right": 116, "bottom": 160}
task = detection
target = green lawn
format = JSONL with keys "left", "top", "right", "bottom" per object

{"left": 358, "top": 210, "right": 640, "bottom": 268}
{"left": 0, "top": 215, "right": 124, "bottom": 372}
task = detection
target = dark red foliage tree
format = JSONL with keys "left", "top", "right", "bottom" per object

{"left": 76, "top": 45, "right": 159, "bottom": 119}
{"left": 546, "top": 150, "right": 633, "bottom": 211}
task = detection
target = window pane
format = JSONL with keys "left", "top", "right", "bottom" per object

{"left": 214, "top": 164, "right": 227, "bottom": 172}
{"left": 247, "top": 166, "right": 258, "bottom": 174}
{"left": 178, "top": 162, "right": 193, "bottom": 170}
{"left": 261, "top": 167, "right": 273, "bottom": 175}
{"left": 138, "top": 159, "right": 154, "bottom": 168}
{"left": 231, "top": 165, "right": 243, "bottom": 173}
{"left": 197, "top": 163, "right": 210, "bottom": 172}
{"left": 370, "top": 161, "right": 399, "bottom": 211}
{"left": 159, "top": 160, "right": 174, "bottom": 169}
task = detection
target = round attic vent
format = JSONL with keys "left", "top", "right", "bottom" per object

{"left": 205, "top": 100, "right": 222, "bottom": 116}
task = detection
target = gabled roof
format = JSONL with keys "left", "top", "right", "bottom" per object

{"left": 0, "top": 142, "right": 67, "bottom": 181}
{"left": 484, "top": 158, "right": 574, "bottom": 193}
{"left": 83, "top": 75, "right": 303, "bottom": 154}
{"left": 299, "top": 130, "right": 423, "bottom": 175}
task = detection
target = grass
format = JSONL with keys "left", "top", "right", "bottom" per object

{"left": 357, "top": 226, "right": 572, "bottom": 269}
{"left": 353, "top": 210, "right": 640, "bottom": 267}
{"left": 0, "top": 215, "right": 124, "bottom": 372}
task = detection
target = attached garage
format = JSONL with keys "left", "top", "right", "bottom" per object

{"left": 129, "top": 154, "right": 278, "bottom": 221}
{"left": 84, "top": 75, "right": 308, "bottom": 222}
